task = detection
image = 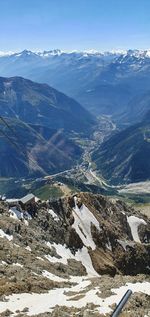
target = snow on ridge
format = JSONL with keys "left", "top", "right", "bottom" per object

{"left": 48, "top": 209, "right": 59, "bottom": 221}
{"left": 45, "top": 241, "right": 99, "bottom": 277}
{"left": 146, "top": 50, "right": 150, "bottom": 57}
{"left": 127, "top": 215, "right": 147, "bottom": 243}
{"left": 72, "top": 197, "right": 101, "bottom": 250}
{"left": 45, "top": 241, "right": 74, "bottom": 265}
{"left": 0, "top": 229, "right": 13, "bottom": 241}
{"left": 76, "top": 246, "right": 99, "bottom": 277}
{"left": 9, "top": 207, "right": 32, "bottom": 221}
{"left": 0, "top": 51, "right": 14, "bottom": 56}
{"left": 25, "top": 246, "right": 31, "bottom": 252}
{"left": 119, "top": 49, "right": 150, "bottom": 59}
{"left": 42, "top": 270, "right": 92, "bottom": 285}
{"left": 0, "top": 261, "right": 7, "bottom": 266}
{"left": 42, "top": 270, "right": 66, "bottom": 282}
{"left": 1, "top": 48, "right": 150, "bottom": 59}
{"left": 12, "top": 263, "right": 23, "bottom": 268}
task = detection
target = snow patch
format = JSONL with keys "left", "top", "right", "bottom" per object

{"left": 127, "top": 216, "right": 147, "bottom": 243}
{"left": 14, "top": 243, "right": 20, "bottom": 248}
{"left": 117, "top": 239, "right": 135, "bottom": 251}
{"left": 72, "top": 197, "right": 100, "bottom": 250}
{"left": 0, "top": 229, "right": 13, "bottom": 241}
{"left": 48, "top": 209, "right": 59, "bottom": 221}
{"left": 45, "top": 241, "right": 74, "bottom": 265}
{"left": 42, "top": 270, "right": 66, "bottom": 282}
{"left": 12, "top": 263, "right": 23, "bottom": 268}
{"left": 9, "top": 207, "right": 32, "bottom": 221}
{"left": 9, "top": 207, "right": 23, "bottom": 220}
{"left": 36, "top": 256, "right": 44, "bottom": 261}
{"left": 0, "top": 261, "right": 7, "bottom": 266}
{"left": 106, "top": 240, "right": 112, "bottom": 251}
{"left": 45, "top": 242, "right": 98, "bottom": 277}
{"left": 25, "top": 246, "right": 31, "bottom": 252}
{"left": 75, "top": 246, "right": 99, "bottom": 277}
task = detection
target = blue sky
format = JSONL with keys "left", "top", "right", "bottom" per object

{"left": 0, "top": 0, "right": 150, "bottom": 52}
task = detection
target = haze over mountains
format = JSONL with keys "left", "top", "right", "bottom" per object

{"left": 0, "top": 76, "right": 95, "bottom": 177}
{"left": 0, "top": 49, "right": 150, "bottom": 124}
{"left": 0, "top": 49, "right": 150, "bottom": 184}
{"left": 0, "top": 76, "right": 94, "bottom": 133}
{"left": 92, "top": 111, "right": 150, "bottom": 184}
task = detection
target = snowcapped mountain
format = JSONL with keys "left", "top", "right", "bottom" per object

{"left": 0, "top": 49, "right": 150, "bottom": 124}
{"left": 0, "top": 51, "right": 14, "bottom": 57}
{"left": 1, "top": 48, "right": 150, "bottom": 60}
{"left": 1, "top": 48, "right": 150, "bottom": 58}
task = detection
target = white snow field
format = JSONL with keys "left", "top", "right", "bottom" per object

{"left": 0, "top": 280, "right": 149, "bottom": 316}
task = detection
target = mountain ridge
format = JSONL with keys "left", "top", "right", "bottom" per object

{"left": 0, "top": 117, "right": 82, "bottom": 177}
{"left": 0, "top": 76, "right": 95, "bottom": 133}
{"left": 92, "top": 110, "right": 150, "bottom": 184}
{"left": 1, "top": 49, "right": 150, "bottom": 124}
{"left": 0, "top": 76, "right": 96, "bottom": 177}
{"left": 1, "top": 48, "right": 150, "bottom": 57}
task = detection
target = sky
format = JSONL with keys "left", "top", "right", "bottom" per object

{"left": 0, "top": 0, "right": 150, "bottom": 52}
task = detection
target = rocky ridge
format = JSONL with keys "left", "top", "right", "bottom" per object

{"left": 0, "top": 192, "right": 150, "bottom": 316}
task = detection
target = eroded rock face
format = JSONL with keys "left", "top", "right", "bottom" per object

{"left": 0, "top": 193, "right": 150, "bottom": 299}
{"left": 66, "top": 193, "right": 150, "bottom": 275}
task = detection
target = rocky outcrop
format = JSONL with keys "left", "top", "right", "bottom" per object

{"left": 1, "top": 193, "right": 149, "bottom": 281}
{"left": 0, "top": 194, "right": 150, "bottom": 316}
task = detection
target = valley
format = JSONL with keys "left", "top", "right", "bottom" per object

{"left": 1, "top": 1, "right": 150, "bottom": 316}
{"left": 0, "top": 50, "right": 149, "bottom": 317}
{"left": 0, "top": 113, "right": 117, "bottom": 197}
{"left": 0, "top": 113, "right": 149, "bottom": 209}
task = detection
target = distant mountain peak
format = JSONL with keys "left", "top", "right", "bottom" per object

{"left": 0, "top": 50, "right": 14, "bottom": 57}
{"left": 40, "top": 49, "right": 63, "bottom": 57}
{"left": 1, "top": 48, "right": 150, "bottom": 58}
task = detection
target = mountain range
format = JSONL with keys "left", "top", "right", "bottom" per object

{"left": 0, "top": 51, "right": 150, "bottom": 183}
{"left": 0, "top": 50, "right": 150, "bottom": 317}
{"left": 0, "top": 49, "right": 150, "bottom": 125}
